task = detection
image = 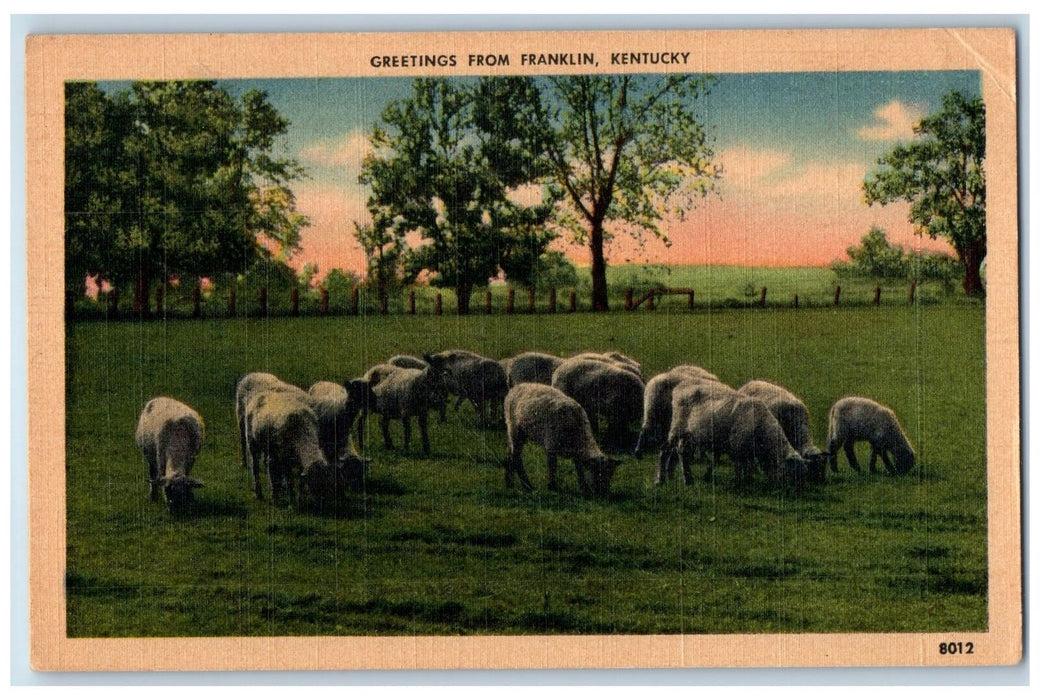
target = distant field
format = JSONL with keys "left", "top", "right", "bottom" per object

{"left": 71, "top": 263, "right": 975, "bottom": 318}
{"left": 65, "top": 306, "right": 987, "bottom": 636}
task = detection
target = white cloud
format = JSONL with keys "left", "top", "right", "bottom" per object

{"left": 717, "top": 147, "right": 869, "bottom": 206}
{"left": 857, "top": 100, "right": 925, "bottom": 141}
{"left": 299, "top": 130, "right": 373, "bottom": 169}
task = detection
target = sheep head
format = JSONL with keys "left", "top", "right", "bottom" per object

{"left": 161, "top": 474, "right": 204, "bottom": 511}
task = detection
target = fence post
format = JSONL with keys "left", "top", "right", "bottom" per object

{"left": 320, "top": 288, "right": 330, "bottom": 315}
{"left": 227, "top": 286, "right": 236, "bottom": 317}
{"left": 833, "top": 286, "right": 841, "bottom": 307}
{"left": 108, "top": 289, "right": 119, "bottom": 317}
{"left": 435, "top": 293, "right": 443, "bottom": 315}
{"left": 485, "top": 290, "right": 492, "bottom": 314}
{"left": 409, "top": 291, "right": 416, "bottom": 315}
{"left": 909, "top": 280, "right": 917, "bottom": 304}
{"left": 258, "top": 286, "right": 268, "bottom": 317}
{"left": 647, "top": 291, "right": 656, "bottom": 311}
{"left": 569, "top": 290, "right": 577, "bottom": 312}
{"left": 688, "top": 290, "right": 695, "bottom": 310}
{"left": 350, "top": 287, "right": 359, "bottom": 316}
{"left": 154, "top": 283, "right": 164, "bottom": 317}
{"left": 793, "top": 294, "right": 799, "bottom": 309}
{"left": 527, "top": 288, "right": 535, "bottom": 313}
{"left": 624, "top": 287, "right": 634, "bottom": 311}
{"left": 548, "top": 287, "right": 556, "bottom": 313}
{"left": 759, "top": 287, "right": 767, "bottom": 308}
{"left": 290, "top": 287, "right": 299, "bottom": 316}
{"left": 380, "top": 292, "right": 388, "bottom": 315}
{"left": 506, "top": 288, "right": 515, "bottom": 314}
{"left": 192, "top": 284, "right": 201, "bottom": 318}
{"left": 873, "top": 286, "right": 882, "bottom": 306}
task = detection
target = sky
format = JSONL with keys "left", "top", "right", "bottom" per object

{"left": 213, "top": 70, "right": 982, "bottom": 277}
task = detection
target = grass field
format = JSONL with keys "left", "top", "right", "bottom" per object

{"left": 65, "top": 304, "right": 987, "bottom": 636}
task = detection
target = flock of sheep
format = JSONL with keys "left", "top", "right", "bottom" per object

{"left": 135, "top": 348, "right": 916, "bottom": 512}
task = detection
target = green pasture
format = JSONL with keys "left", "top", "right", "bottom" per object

{"left": 65, "top": 304, "right": 987, "bottom": 636}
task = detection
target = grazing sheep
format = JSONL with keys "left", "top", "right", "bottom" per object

{"left": 504, "top": 383, "right": 620, "bottom": 496}
{"left": 634, "top": 365, "right": 721, "bottom": 457}
{"left": 387, "top": 354, "right": 448, "bottom": 421}
{"left": 826, "top": 396, "right": 915, "bottom": 475}
{"left": 235, "top": 372, "right": 307, "bottom": 471}
{"left": 738, "top": 380, "right": 827, "bottom": 483}
{"left": 425, "top": 349, "right": 508, "bottom": 426}
{"left": 244, "top": 391, "right": 336, "bottom": 508}
{"left": 501, "top": 351, "right": 562, "bottom": 388}
{"left": 135, "top": 397, "right": 205, "bottom": 511}
{"left": 369, "top": 365, "right": 443, "bottom": 455}
{"left": 660, "top": 392, "right": 808, "bottom": 487}
{"left": 568, "top": 351, "right": 643, "bottom": 379}
{"left": 551, "top": 357, "right": 645, "bottom": 450}
{"left": 308, "top": 381, "right": 371, "bottom": 486}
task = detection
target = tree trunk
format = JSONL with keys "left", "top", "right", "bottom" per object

{"left": 456, "top": 283, "right": 472, "bottom": 315}
{"left": 133, "top": 268, "right": 150, "bottom": 319}
{"left": 959, "top": 238, "right": 986, "bottom": 295}
{"left": 589, "top": 222, "right": 609, "bottom": 311}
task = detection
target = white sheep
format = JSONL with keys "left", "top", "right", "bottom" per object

{"left": 738, "top": 379, "right": 827, "bottom": 483}
{"left": 425, "top": 349, "right": 507, "bottom": 425}
{"left": 368, "top": 365, "right": 443, "bottom": 455}
{"left": 307, "top": 381, "right": 370, "bottom": 487}
{"left": 826, "top": 396, "right": 916, "bottom": 475}
{"left": 551, "top": 357, "right": 645, "bottom": 450}
{"left": 501, "top": 351, "right": 562, "bottom": 388}
{"left": 568, "top": 351, "right": 643, "bottom": 379}
{"left": 634, "top": 365, "right": 720, "bottom": 457}
{"left": 244, "top": 390, "right": 336, "bottom": 508}
{"left": 504, "top": 383, "right": 620, "bottom": 496}
{"left": 135, "top": 397, "right": 205, "bottom": 511}
{"left": 661, "top": 392, "right": 807, "bottom": 487}
{"left": 235, "top": 372, "right": 307, "bottom": 471}
{"left": 387, "top": 354, "right": 448, "bottom": 421}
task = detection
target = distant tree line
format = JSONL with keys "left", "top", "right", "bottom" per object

{"left": 832, "top": 226, "right": 961, "bottom": 285}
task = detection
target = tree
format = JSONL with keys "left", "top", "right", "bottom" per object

{"left": 359, "top": 77, "right": 557, "bottom": 314}
{"left": 64, "top": 81, "right": 308, "bottom": 313}
{"left": 530, "top": 75, "right": 720, "bottom": 310}
{"left": 863, "top": 90, "right": 986, "bottom": 294}
{"left": 353, "top": 209, "right": 407, "bottom": 304}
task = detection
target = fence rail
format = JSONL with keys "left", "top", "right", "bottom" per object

{"left": 67, "top": 280, "right": 955, "bottom": 320}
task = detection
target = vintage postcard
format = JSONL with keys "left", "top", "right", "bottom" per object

{"left": 26, "top": 27, "right": 1021, "bottom": 671}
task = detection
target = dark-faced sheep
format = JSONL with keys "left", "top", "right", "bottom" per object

{"left": 738, "top": 379, "right": 827, "bottom": 483}
{"left": 135, "top": 397, "right": 205, "bottom": 511}
{"left": 551, "top": 357, "right": 646, "bottom": 451}
{"left": 308, "top": 381, "right": 370, "bottom": 487}
{"left": 501, "top": 351, "right": 562, "bottom": 388}
{"left": 504, "top": 383, "right": 620, "bottom": 496}
{"left": 387, "top": 354, "right": 448, "bottom": 421}
{"left": 244, "top": 391, "right": 336, "bottom": 508}
{"left": 425, "top": 349, "right": 507, "bottom": 426}
{"left": 634, "top": 365, "right": 721, "bottom": 457}
{"left": 660, "top": 391, "right": 807, "bottom": 488}
{"left": 827, "top": 396, "right": 915, "bottom": 475}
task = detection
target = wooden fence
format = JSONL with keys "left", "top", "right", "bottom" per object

{"left": 70, "top": 281, "right": 930, "bottom": 319}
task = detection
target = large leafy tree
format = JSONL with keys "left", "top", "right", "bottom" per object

{"left": 64, "top": 80, "right": 307, "bottom": 312}
{"left": 530, "top": 75, "right": 721, "bottom": 311}
{"left": 863, "top": 90, "right": 986, "bottom": 294}
{"left": 359, "top": 77, "right": 556, "bottom": 314}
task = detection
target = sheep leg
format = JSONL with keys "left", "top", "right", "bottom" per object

{"left": 547, "top": 454, "right": 561, "bottom": 491}
{"left": 237, "top": 408, "right": 248, "bottom": 470}
{"left": 827, "top": 439, "right": 840, "bottom": 473}
{"left": 356, "top": 411, "right": 366, "bottom": 451}
{"left": 880, "top": 450, "right": 896, "bottom": 475}
{"left": 868, "top": 447, "right": 880, "bottom": 474}
{"left": 401, "top": 416, "right": 412, "bottom": 451}
{"left": 145, "top": 448, "right": 161, "bottom": 501}
{"left": 656, "top": 448, "right": 672, "bottom": 485}
{"left": 380, "top": 415, "right": 393, "bottom": 449}
{"left": 680, "top": 445, "right": 695, "bottom": 486}
{"left": 417, "top": 412, "right": 431, "bottom": 456}
{"left": 843, "top": 442, "right": 861, "bottom": 472}
{"left": 248, "top": 438, "right": 265, "bottom": 500}
{"left": 572, "top": 458, "right": 593, "bottom": 496}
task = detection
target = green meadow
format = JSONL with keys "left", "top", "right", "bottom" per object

{"left": 65, "top": 303, "right": 987, "bottom": 636}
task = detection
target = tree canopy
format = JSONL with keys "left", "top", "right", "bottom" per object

{"left": 530, "top": 74, "right": 721, "bottom": 310}
{"left": 64, "top": 80, "right": 307, "bottom": 311}
{"left": 863, "top": 90, "right": 986, "bottom": 294}
{"left": 358, "top": 77, "right": 557, "bottom": 313}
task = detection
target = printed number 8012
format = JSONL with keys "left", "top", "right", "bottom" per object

{"left": 939, "top": 642, "right": 974, "bottom": 655}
